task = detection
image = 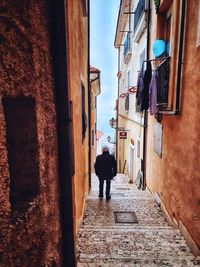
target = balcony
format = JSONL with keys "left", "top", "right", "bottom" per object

{"left": 124, "top": 34, "right": 132, "bottom": 64}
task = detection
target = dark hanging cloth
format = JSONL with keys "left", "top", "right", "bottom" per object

{"left": 135, "top": 65, "right": 144, "bottom": 112}
{"left": 142, "top": 61, "right": 152, "bottom": 111}
{"left": 156, "top": 58, "right": 170, "bottom": 107}
{"left": 136, "top": 61, "right": 152, "bottom": 112}
{"left": 149, "top": 71, "right": 158, "bottom": 115}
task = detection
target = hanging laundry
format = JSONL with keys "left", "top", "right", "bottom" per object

{"left": 149, "top": 72, "right": 158, "bottom": 115}
{"left": 142, "top": 61, "right": 152, "bottom": 111}
{"left": 135, "top": 65, "right": 144, "bottom": 112}
{"left": 135, "top": 61, "right": 152, "bottom": 112}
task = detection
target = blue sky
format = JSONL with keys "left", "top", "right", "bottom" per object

{"left": 90, "top": 0, "right": 120, "bottom": 116}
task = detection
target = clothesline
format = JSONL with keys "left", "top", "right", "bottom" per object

{"left": 142, "top": 57, "right": 170, "bottom": 72}
{"left": 143, "top": 56, "right": 170, "bottom": 62}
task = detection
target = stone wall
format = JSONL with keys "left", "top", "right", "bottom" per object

{"left": 0, "top": 1, "right": 62, "bottom": 266}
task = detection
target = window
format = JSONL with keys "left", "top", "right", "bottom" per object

{"left": 2, "top": 96, "right": 39, "bottom": 214}
{"left": 82, "top": 0, "right": 88, "bottom": 16}
{"left": 125, "top": 94, "right": 129, "bottom": 111}
{"left": 165, "top": 13, "right": 172, "bottom": 56}
{"left": 124, "top": 33, "right": 131, "bottom": 57}
{"left": 156, "top": 0, "right": 186, "bottom": 113}
{"left": 81, "top": 83, "right": 87, "bottom": 141}
{"left": 157, "top": 57, "right": 170, "bottom": 107}
{"left": 127, "top": 70, "right": 131, "bottom": 89}
{"left": 134, "top": 0, "right": 145, "bottom": 32}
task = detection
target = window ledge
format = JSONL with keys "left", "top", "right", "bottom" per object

{"left": 157, "top": 110, "right": 179, "bottom": 115}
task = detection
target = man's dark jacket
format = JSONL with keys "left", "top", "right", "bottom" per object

{"left": 94, "top": 152, "right": 117, "bottom": 180}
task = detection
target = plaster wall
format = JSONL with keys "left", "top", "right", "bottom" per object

{"left": 0, "top": 1, "right": 62, "bottom": 266}
{"left": 118, "top": 114, "right": 143, "bottom": 179}
{"left": 66, "top": 0, "right": 89, "bottom": 233}
{"left": 117, "top": 0, "right": 146, "bottom": 179}
{"left": 146, "top": 0, "right": 200, "bottom": 249}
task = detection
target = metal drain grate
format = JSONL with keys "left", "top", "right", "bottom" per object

{"left": 111, "top": 193, "right": 125, "bottom": 197}
{"left": 114, "top": 211, "right": 138, "bottom": 224}
{"left": 116, "top": 187, "right": 130, "bottom": 190}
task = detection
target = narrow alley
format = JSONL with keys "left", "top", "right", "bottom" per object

{"left": 0, "top": 0, "right": 200, "bottom": 266}
{"left": 77, "top": 174, "right": 199, "bottom": 267}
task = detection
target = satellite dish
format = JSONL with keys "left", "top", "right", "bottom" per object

{"left": 152, "top": 39, "right": 166, "bottom": 57}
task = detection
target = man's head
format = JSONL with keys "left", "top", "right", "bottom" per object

{"left": 102, "top": 145, "right": 109, "bottom": 153}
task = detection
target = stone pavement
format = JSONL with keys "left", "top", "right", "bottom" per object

{"left": 77, "top": 174, "right": 200, "bottom": 267}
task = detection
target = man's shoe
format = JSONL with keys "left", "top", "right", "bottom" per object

{"left": 106, "top": 196, "right": 111, "bottom": 201}
{"left": 98, "top": 194, "right": 103, "bottom": 198}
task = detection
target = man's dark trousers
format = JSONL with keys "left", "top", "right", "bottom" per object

{"left": 99, "top": 179, "right": 111, "bottom": 198}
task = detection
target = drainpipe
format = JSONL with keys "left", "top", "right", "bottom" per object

{"left": 142, "top": 0, "right": 151, "bottom": 190}
{"left": 175, "top": 0, "right": 186, "bottom": 112}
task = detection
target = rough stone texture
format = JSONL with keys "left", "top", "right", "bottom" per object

{"left": 0, "top": 1, "right": 62, "bottom": 266}
{"left": 146, "top": 0, "right": 200, "bottom": 250}
{"left": 77, "top": 174, "right": 200, "bottom": 266}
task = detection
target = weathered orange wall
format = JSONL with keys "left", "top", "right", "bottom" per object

{"left": 146, "top": 0, "right": 200, "bottom": 249}
{"left": 0, "top": 1, "right": 62, "bottom": 265}
{"left": 66, "top": 0, "right": 89, "bottom": 233}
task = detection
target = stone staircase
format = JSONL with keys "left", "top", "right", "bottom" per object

{"left": 77, "top": 174, "right": 200, "bottom": 266}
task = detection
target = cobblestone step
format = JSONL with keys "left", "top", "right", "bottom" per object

{"left": 77, "top": 258, "right": 200, "bottom": 267}
{"left": 82, "top": 198, "right": 169, "bottom": 227}
{"left": 77, "top": 228, "right": 192, "bottom": 257}
{"left": 77, "top": 175, "right": 199, "bottom": 267}
{"left": 80, "top": 226, "right": 173, "bottom": 230}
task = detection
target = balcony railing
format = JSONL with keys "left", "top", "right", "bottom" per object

{"left": 134, "top": 0, "right": 145, "bottom": 32}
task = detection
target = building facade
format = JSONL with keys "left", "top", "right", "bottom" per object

{"left": 0, "top": 0, "right": 90, "bottom": 266}
{"left": 146, "top": 0, "right": 200, "bottom": 255}
{"left": 115, "top": 0, "right": 200, "bottom": 255}
{"left": 114, "top": 0, "right": 148, "bottom": 185}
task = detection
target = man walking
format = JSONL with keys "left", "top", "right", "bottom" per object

{"left": 94, "top": 146, "right": 117, "bottom": 200}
